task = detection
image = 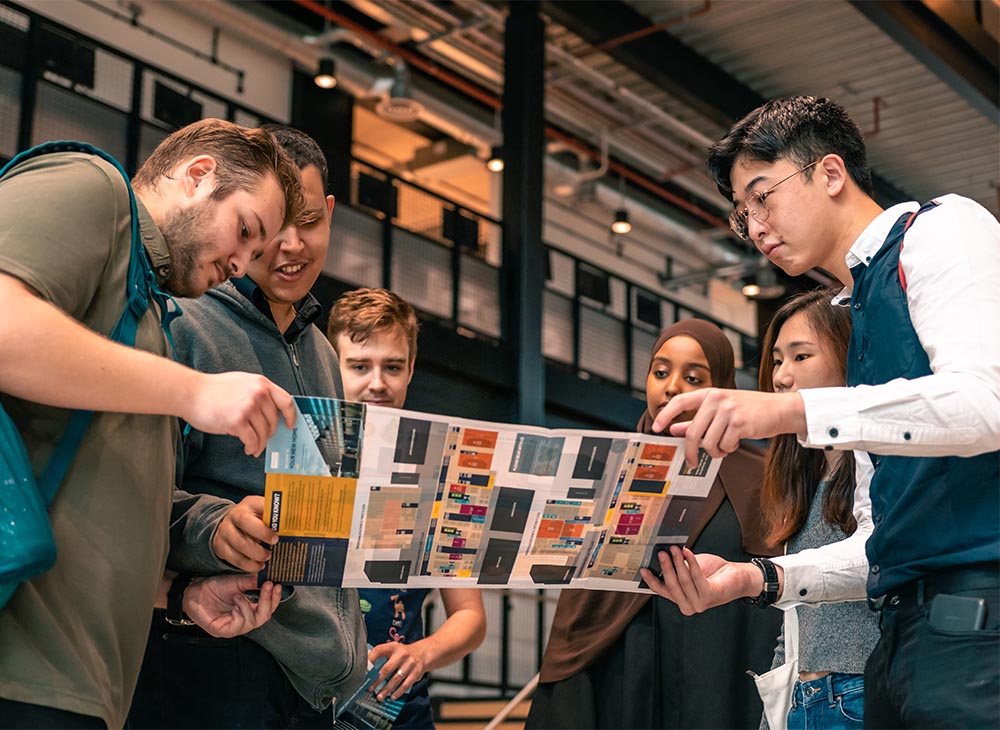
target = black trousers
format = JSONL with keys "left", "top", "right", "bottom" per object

{"left": 127, "top": 610, "right": 332, "bottom": 729}
{"left": 0, "top": 699, "right": 106, "bottom": 729}
{"left": 864, "top": 563, "right": 1000, "bottom": 729}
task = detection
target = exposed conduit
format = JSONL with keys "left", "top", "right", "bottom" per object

{"left": 293, "top": 0, "right": 730, "bottom": 231}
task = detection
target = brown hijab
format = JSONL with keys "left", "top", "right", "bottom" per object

{"left": 538, "top": 319, "right": 776, "bottom": 683}
{"left": 635, "top": 318, "right": 737, "bottom": 434}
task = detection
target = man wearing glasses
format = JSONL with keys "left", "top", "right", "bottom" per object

{"left": 643, "top": 95, "right": 999, "bottom": 728}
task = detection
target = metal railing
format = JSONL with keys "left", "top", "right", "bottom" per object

{"left": 331, "top": 157, "right": 760, "bottom": 395}
{"left": 423, "top": 588, "right": 558, "bottom": 697}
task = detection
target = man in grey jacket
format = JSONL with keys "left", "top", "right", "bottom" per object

{"left": 128, "top": 126, "right": 366, "bottom": 729}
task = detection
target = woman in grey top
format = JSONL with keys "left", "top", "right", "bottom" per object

{"left": 756, "top": 289, "right": 880, "bottom": 729}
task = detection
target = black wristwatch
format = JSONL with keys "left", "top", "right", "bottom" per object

{"left": 166, "top": 574, "right": 197, "bottom": 626}
{"left": 744, "top": 557, "right": 780, "bottom": 608}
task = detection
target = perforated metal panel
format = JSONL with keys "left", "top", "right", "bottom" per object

{"left": 0, "top": 5, "right": 28, "bottom": 31}
{"left": 458, "top": 254, "right": 500, "bottom": 337}
{"left": 0, "top": 8, "right": 25, "bottom": 160}
{"left": 233, "top": 109, "right": 262, "bottom": 129}
{"left": 606, "top": 277, "right": 627, "bottom": 319}
{"left": 326, "top": 205, "right": 382, "bottom": 288}
{"left": 141, "top": 71, "right": 226, "bottom": 126}
{"left": 396, "top": 181, "right": 444, "bottom": 242}
{"left": 676, "top": 307, "right": 696, "bottom": 324}
{"left": 88, "top": 47, "right": 133, "bottom": 112}
{"left": 723, "top": 327, "right": 743, "bottom": 370}
{"left": 505, "top": 590, "right": 549, "bottom": 685}
{"left": 546, "top": 248, "right": 574, "bottom": 297}
{"left": 32, "top": 81, "right": 127, "bottom": 161}
{"left": 542, "top": 290, "right": 573, "bottom": 364}
{"left": 632, "top": 327, "right": 657, "bottom": 391}
{"left": 426, "top": 589, "right": 549, "bottom": 690}
{"left": 579, "top": 306, "right": 626, "bottom": 382}
{"left": 0, "top": 67, "right": 20, "bottom": 160}
{"left": 191, "top": 90, "right": 227, "bottom": 122}
{"left": 391, "top": 229, "right": 452, "bottom": 319}
{"left": 137, "top": 123, "right": 168, "bottom": 168}
{"left": 661, "top": 299, "right": 677, "bottom": 329}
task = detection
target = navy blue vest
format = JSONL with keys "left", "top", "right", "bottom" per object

{"left": 847, "top": 202, "right": 1000, "bottom": 598}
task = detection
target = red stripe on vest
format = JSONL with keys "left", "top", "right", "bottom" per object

{"left": 898, "top": 210, "right": 920, "bottom": 292}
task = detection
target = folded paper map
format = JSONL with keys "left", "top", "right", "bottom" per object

{"left": 261, "top": 397, "right": 720, "bottom": 593}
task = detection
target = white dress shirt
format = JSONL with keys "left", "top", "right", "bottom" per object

{"left": 775, "top": 195, "right": 1000, "bottom": 605}
{"left": 800, "top": 195, "right": 1000, "bottom": 457}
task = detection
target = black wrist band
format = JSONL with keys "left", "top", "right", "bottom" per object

{"left": 743, "top": 557, "right": 780, "bottom": 608}
{"left": 166, "top": 574, "right": 197, "bottom": 626}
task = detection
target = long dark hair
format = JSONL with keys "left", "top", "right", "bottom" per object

{"left": 759, "top": 289, "right": 856, "bottom": 545}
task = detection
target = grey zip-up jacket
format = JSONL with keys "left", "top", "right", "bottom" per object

{"left": 167, "top": 280, "right": 366, "bottom": 711}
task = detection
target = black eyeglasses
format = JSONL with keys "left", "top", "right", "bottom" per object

{"left": 729, "top": 160, "right": 821, "bottom": 240}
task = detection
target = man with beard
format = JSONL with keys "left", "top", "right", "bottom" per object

{"left": 0, "top": 119, "right": 303, "bottom": 729}
{"left": 129, "top": 126, "right": 366, "bottom": 729}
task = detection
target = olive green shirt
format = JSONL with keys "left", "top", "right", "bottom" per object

{"left": 0, "top": 152, "right": 176, "bottom": 728}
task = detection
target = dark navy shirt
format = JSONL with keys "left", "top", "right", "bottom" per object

{"left": 230, "top": 274, "right": 322, "bottom": 343}
{"left": 358, "top": 588, "right": 433, "bottom": 728}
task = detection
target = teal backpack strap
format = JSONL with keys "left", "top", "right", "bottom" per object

{"left": 1, "top": 141, "right": 181, "bottom": 503}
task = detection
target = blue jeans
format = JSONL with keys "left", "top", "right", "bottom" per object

{"left": 787, "top": 673, "right": 864, "bottom": 730}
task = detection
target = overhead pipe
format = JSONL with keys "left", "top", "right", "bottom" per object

{"left": 294, "top": 0, "right": 500, "bottom": 108}
{"left": 545, "top": 127, "right": 726, "bottom": 228}
{"left": 863, "top": 96, "right": 885, "bottom": 139}
{"left": 415, "top": 15, "right": 491, "bottom": 48}
{"left": 293, "top": 0, "right": 729, "bottom": 230}
{"left": 574, "top": 126, "right": 610, "bottom": 183}
{"left": 451, "top": 0, "right": 716, "bottom": 151}
{"left": 595, "top": 1, "right": 712, "bottom": 52}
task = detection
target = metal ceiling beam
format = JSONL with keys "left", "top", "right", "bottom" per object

{"left": 849, "top": 0, "right": 998, "bottom": 122}
{"left": 540, "top": 0, "right": 913, "bottom": 208}
{"left": 541, "top": 0, "right": 756, "bottom": 128}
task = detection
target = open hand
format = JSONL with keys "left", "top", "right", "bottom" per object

{"left": 639, "top": 546, "right": 763, "bottom": 615}
{"left": 183, "top": 574, "right": 281, "bottom": 638}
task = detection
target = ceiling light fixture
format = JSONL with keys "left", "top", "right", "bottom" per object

{"left": 485, "top": 107, "right": 503, "bottom": 173}
{"left": 742, "top": 264, "right": 786, "bottom": 299}
{"left": 741, "top": 276, "right": 761, "bottom": 298}
{"left": 611, "top": 208, "right": 632, "bottom": 235}
{"left": 313, "top": 2, "right": 337, "bottom": 90}
{"left": 610, "top": 174, "right": 631, "bottom": 234}
{"left": 314, "top": 57, "right": 337, "bottom": 89}
{"left": 375, "top": 58, "right": 423, "bottom": 123}
{"left": 486, "top": 145, "right": 504, "bottom": 173}
{"left": 553, "top": 180, "right": 576, "bottom": 197}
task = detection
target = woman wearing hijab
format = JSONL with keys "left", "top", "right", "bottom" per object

{"left": 526, "top": 319, "right": 782, "bottom": 729}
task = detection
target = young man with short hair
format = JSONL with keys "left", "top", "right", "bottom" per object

{"left": 644, "top": 96, "right": 999, "bottom": 728}
{"left": 129, "top": 126, "right": 366, "bottom": 729}
{"left": 328, "top": 288, "right": 487, "bottom": 729}
{"left": 0, "top": 119, "right": 303, "bottom": 728}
